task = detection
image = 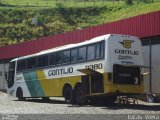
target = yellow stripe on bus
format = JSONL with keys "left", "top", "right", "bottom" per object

{"left": 36, "top": 70, "right": 56, "bottom": 96}
{"left": 36, "top": 70, "right": 82, "bottom": 97}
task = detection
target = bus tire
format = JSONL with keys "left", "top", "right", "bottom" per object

{"left": 42, "top": 97, "right": 50, "bottom": 102}
{"left": 63, "top": 85, "right": 75, "bottom": 104}
{"left": 75, "top": 85, "right": 87, "bottom": 105}
{"left": 17, "top": 88, "right": 25, "bottom": 101}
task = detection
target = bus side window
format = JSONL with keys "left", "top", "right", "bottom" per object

{"left": 78, "top": 47, "right": 87, "bottom": 61}
{"left": 63, "top": 50, "right": 70, "bottom": 64}
{"left": 100, "top": 42, "right": 104, "bottom": 58}
{"left": 38, "top": 55, "right": 48, "bottom": 67}
{"left": 49, "top": 53, "right": 56, "bottom": 66}
{"left": 17, "top": 60, "right": 26, "bottom": 71}
{"left": 95, "top": 43, "right": 101, "bottom": 59}
{"left": 56, "top": 52, "right": 63, "bottom": 65}
{"left": 95, "top": 42, "right": 104, "bottom": 59}
{"left": 87, "top": 45, "right": 95, "bottom": 60}
{"left": 43, "top": 55, "right": 48, "bottom": 66}
{"left": 38, "top": 56, "right": 43, "bottom": 67}
{"left": 71, "top": 49, "right": 78, "bottom": 63}
{"left": 26, "top": 58, "right": 37, "bottom": 69}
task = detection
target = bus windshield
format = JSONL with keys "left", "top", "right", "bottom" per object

{"left": 8, "top": 62, "right": 15, "bottom": 88}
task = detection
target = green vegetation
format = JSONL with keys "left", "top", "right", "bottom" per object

{"left": 0, "top": 0, "right": 160, "bottom": 46}
{"left": 0, "top": 0, "right": 124, "bottom": 7}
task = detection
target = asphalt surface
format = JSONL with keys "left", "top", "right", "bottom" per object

{"left": 0, "top": 91, "right": 160, "bottom": 120}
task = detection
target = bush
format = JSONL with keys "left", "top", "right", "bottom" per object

{"left": 125, "top": 0, "right": 133, "bottom": 5}
{"left": 0, "top": 6, "right": 106, "bottom": 46}
{"left": 139, "top": 0, "right": 153, "bottom": 3}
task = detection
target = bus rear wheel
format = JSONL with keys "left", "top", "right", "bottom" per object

{"left": 75, "top": 85, "right": 87, "bottom": 105}
{"left": 63, "top": 85, "right": 75, "bottom": 104}
{"left": 17, "top": 88, "right": 25, "bottom": 101}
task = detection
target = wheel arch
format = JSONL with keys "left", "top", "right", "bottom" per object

{"left": 62, "top": 83, "right": 72, "bottom": 97}
{"left": 62, "top": 81, "right": 82, "bottom": 96}
{"left": 74, "top": 82, "right": 82, "bottom": 91}
{"left": 16, "top": 87, "right": 22, "bottom": 97}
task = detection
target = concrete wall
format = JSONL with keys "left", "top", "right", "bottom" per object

{"left": 143, "top": 45, "right": 150, "bottom": 93}
{"left": 142, "top": 36, "right": 160, "bottom": 94}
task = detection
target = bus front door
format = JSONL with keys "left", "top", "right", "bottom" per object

{"left": 8, "top": 61, "right": 16, "bottom": 89}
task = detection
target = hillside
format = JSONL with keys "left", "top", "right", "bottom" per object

{"left": 0, "top": 1, "right": 160, "bottom": 46}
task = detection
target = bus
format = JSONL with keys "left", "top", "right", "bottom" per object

{"left": 7, "top": 34, "right": 145, "bottom": 105}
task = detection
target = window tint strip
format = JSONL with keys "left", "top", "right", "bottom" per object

{"left": 17, "top": 41, "right": 105, "bottom": 72}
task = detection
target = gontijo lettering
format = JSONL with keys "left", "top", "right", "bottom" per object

{"left": 48, "top": 67, "right": 73, "bottom": 76}
{"left": 115, "top": 49, "right": 139, "bottom": 55}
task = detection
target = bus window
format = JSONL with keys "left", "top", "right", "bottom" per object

{"left": 71, "top": 49, "right": 78, "bottom": 63}
{"left": 8, "top": 61, "right": 15, "bottom": 88}
{"left": 87, "top": 45, "right": 95, "bottom": 60}
{"left": 38, "top": 56, "right": 43, "bottom": 67}
{"left": 17, "top": 60, "right": 26, "bottom": 71}
{"left": 100, "top": 42, "right": 104, "bottom": 58}
{"left": 9, "top": 62, "right": 15, "bottom": 70}
{"left": 49, "top": 53, "right": 56, "bottom": 66}
{"left": 26, "top": 58, "right": 37, "bottom": 69}
{"left": 63, "top": 50, "right": 70, "bottom": 64}
{"left": 38, "top": 55, "right": 48, "bottom": 67}
{"left": 56, "top": 52, "right": 63, "bottom": 65}
{"left": 78, "top": 47, "right": 87, "bottom": 61}
{"left": 95, "top": 42, "right": 104, "bottom": 59}
{"left": 43, "top": 55, "right": 48, "bottom": 66}
{"left": 95, "top": 43, "right": 101, "bottom": 58}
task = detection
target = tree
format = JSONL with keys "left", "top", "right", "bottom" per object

{"left": 125, "top": 0, "right": 133, "bottom": 5}
{"left": 139, "top": 0, "right": 153, "bottom": 3}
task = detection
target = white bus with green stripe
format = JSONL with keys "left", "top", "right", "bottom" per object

{"left": 7, "top": 34, "right": 144, "bottom": 105}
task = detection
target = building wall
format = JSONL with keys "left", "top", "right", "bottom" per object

{"left": 142, "top": 36, "right": 160, "bottom": 94}
{"left": 0, "top": 63, "right": 9, "bottom": 91}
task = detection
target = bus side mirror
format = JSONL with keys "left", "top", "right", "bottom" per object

{"left": 5, "top": 71, "right": 8, "bottom": 83}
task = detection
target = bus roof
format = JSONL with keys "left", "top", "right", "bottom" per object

{"left": 10, "top": 34, "right": 138, "bottom": 62}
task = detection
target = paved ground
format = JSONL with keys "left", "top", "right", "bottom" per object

{"left": 0, "top": 91, "right": 160, "bottom": 120}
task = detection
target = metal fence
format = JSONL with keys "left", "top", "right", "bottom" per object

{"left": 0, "top": 0, "right": 127, "bottom": 7}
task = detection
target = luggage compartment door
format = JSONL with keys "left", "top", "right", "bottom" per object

{"left": 113, "top": 64, "right": 141, "bottom": 85}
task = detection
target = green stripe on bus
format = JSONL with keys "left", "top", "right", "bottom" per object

{"left": 23, "top": 71, "right": 45, "bottom": 97}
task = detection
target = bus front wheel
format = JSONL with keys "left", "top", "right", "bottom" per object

{"left": 17, "top": 88, "right": 25, "bottom": 101}
{"left": 63, "top": 85, "right": 75, "bottom": 104}
{"left": 42, "top": 97, "right": 50, "bottom": 102}
{"left": 75, "top": 85, "right": 87, "bottom": 105}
